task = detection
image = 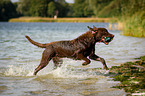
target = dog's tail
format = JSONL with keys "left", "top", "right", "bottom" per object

{"left": 25, "top": 35, "right": 47, "bottom": 48}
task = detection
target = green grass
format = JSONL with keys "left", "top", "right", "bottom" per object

{"left": 110, "top": 56, "right": 145, "bottom": 94}
{"left": 121, "top": 12, "right": 145, "bottom": 37}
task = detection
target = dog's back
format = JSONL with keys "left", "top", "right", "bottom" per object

{"left": 25, "top": 31, "right": 94, "bottom": 58}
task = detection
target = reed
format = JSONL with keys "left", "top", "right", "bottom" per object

{"left": 121, "top": 12, "right": 145, "bottom": 37}
{"left": 108, "top": 22, "right": 123, "bottom": 30}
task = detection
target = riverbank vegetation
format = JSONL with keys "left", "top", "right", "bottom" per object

{"left": 121, "top": 12, "right": 145, "bottom": 37}
{"left": 109, "top": 56, "right": 145, "bottom": 95}
{"left": 9, "top": 17, "right": 117, "bottom": 23}
{"left": 0, "top": 0, "right": 144, "bottom": 37}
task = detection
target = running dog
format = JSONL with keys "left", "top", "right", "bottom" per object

{"left": 25, "top": 26, "right": 114, "bottom": 75}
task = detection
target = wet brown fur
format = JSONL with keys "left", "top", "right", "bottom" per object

{"left": 25, "top": 26, "right": 114, "bottom": 75}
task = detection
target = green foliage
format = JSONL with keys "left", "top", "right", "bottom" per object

{"left": 16, "top": 0, "right": 69, "bottom": 17}
{"left": 29, "top": 0, "right": 48, "bottom": 17}
{"left": 120, "top": 0, "right": 145, "bottom": 37}
{"left": 73, "top": 0, "right": 85, "bottom": 17}
{"left": 47, "top": 1, "right": 56, "bottom": 17}
{"left": 141, "top": 56, "right": 145, "bottom": 61}
{"left": 55, "top": 2, "right": 69, "bottom": 17}
{"left": 17, "top": 0, "right": 31, "bottom": 16}
{"left": 73, "top": 0, "right": 93, "bottom": 17}
{"left": 89, "top": 0, "right": 114, "bottom": 17}
{"left": 110, "top": 56, "right": 145, "bottom": 93}
{"left": 97, "top": 0, "right": 122, "bottom": 17}
{"left": 121, "top": 11, "right": 145, "bottom": 37}
{"left": 121, "top": 0, "right": 145, "bottom": 17}
{"left": 0, "top": 0, "right": 17, "bottom": 21}
{"left": 55, "top": 0, "right": 66, "bottom": 4}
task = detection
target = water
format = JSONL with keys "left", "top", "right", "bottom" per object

{"left": 0, "top": 22, "right": 145, "bottom": 96}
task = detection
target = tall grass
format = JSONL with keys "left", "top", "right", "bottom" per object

{"left": 121, "top": 12, "right": 145, "bottom": 37}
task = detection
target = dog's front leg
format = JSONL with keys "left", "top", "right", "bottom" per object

{"left": 77, "top": 54, "right": 91, "bottom": 66}
{"left": 89, "top": 54, "right": 108, "bottom": 70}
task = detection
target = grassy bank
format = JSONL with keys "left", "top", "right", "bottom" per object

{"left": 9, "top": 17, "right": 118, "bottom": 23}
{"left": 120, "top": 12, "right": 145, "bottom": 37}
{"left": 109, "top": 56, "right": 145, "bottom": 95}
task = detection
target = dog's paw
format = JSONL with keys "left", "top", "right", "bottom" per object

{"left": 82, "top": 63, "right": 89, "bottom": 66}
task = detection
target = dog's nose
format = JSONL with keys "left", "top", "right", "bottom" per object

{"left": 112, "top": 34, "right": 114, "bottom": 38}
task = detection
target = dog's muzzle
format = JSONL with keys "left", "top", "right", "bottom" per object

{"left": 102, "top": 37, "right": 113, "bottom": 45}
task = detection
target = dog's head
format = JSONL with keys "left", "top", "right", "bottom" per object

{"left": 88, "top": 26, "right": 114, "bottom": 45}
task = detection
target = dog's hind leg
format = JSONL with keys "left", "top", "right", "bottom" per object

{"left": 52, "top": 57, "right": 63, "bottom": 69}
{"left": 34, "top": 47, "right": 55, "bottom": 75}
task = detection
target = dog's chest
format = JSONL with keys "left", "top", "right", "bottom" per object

{"left": 83, "top": 47, "right": 94, "bottom": 56}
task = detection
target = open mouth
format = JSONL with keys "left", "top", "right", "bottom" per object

{"left": 102, "top": 37, "right": 113, "bottom": 45}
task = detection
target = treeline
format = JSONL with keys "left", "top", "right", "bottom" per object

{"left": 0, "top": 0, "right": 18, "bottom": 21}
{"left": 0, "top": 0, "right": 144, "bottom": 37}
{"left": 0, "top": 0, "right": 68, "bottom": 21}
{"left": 16, "top": 0, "right": 69, "bottom": 17}
{"left": 0, "top": 0, "right": 144, "bottom": 21}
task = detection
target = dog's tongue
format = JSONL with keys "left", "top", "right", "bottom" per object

{"left": 104, "top": 42, "right": 109, "bottom": 45}
{"left": 102, "top": 38, "right": 109, "bottom": 45}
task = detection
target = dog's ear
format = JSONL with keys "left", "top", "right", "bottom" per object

{"left": 93, "top": 25, "right": 98, "bottom": 32}
{"left": 87, "top": 26, "right": 96, "bottom": 34}
{"left": 87, "top": 26, "right": 93, "bottom": 30}
{"left": 93, "top": 25, "right": 97, "bottom": 29}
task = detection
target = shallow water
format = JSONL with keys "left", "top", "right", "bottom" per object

{"left": 0, "top": 22, "right": 145, "bottom": 96}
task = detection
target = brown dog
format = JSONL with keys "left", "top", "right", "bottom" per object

{"left": 25, "top": 26, "right": 114, "bottom": 75}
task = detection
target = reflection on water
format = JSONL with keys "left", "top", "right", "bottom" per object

{"left": 0, "top": 22, "right": 145, "bottom": 96}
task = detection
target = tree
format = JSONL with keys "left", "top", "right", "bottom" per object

{"left": 17, "top": 0, "right": 31, "bottom": 16}
{"left": 55, "top": 0, "right": 66, "bottom": 4}
{"left": 55, "top": 2, "right": 69, "bottom": 17}
{"left": 73, "top": 0, "right": 93, "bottom": 17}
{"left": 73, "top": 0, "right": 85, "bottom": 17}
{"left": 83, "top": 0, "right": 94, "bottom": 17}
{"left": 29, "top": 0, "right": 49, "bottom": 17}
{"left": 89, "top": 0, "right": 114, "bottom": 17}
{"left": 47, "top": 1, "right": 56, "bottom": 17}
{"left": 0, "top": 0, "right": 17, "bottom": 21}
{"left": 16, "top": 0, "right": 69, "bottom": 17}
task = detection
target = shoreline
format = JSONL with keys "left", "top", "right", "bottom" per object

{"left": 8, "top": 17, "right": 118, "bottom": 23}
{"left": 8, "top": 17, "right": 121, "bottom": 31}
{"left": 8, "top": 17, "right": 144, "bottom": 37}
{"left": 109, "top": 56, "right": 145, "bottom": 95}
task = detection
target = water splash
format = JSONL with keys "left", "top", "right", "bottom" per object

{"left": 4, "top": 62, "right": 109, "bottom": 79}
{"left": 40, "top": 63, "right": 109, "bottom": 79}
{"left": 4, "top": 64, "right": 34, "bottom": 76}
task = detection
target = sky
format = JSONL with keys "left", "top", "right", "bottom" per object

{"left": 65, "top": 0, "right": 74, "bottom": 3}
{"left": 11, "top": 0, "right": 74, "bottom": 3}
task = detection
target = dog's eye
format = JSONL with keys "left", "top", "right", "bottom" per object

{"left": 104, "top": 32, "right": 108, "bottom": 34}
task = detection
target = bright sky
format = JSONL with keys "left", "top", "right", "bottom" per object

{"left": 11, "top": 0, "right": 74, "bottom": 3}
{"left": 65, "top": 0, "right": 74, "bottom": 3}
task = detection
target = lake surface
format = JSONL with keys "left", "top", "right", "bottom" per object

{"left": 0, "top": 22, "right": 145, "bottom": 96}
